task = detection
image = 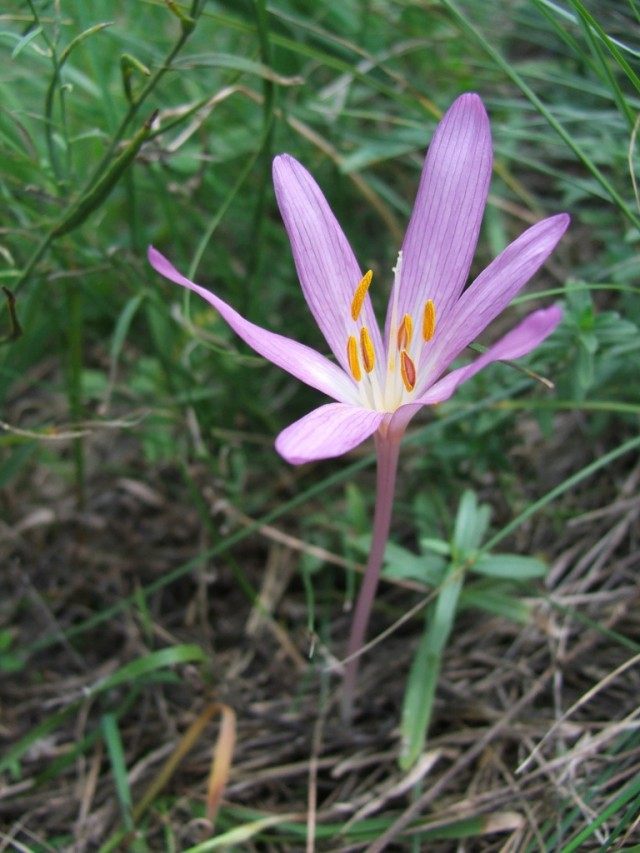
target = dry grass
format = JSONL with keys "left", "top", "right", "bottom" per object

{"left": 1, "top": 380, "right": 639, "bottom": 851}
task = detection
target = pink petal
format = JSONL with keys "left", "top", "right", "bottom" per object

{"left": 418, "top": 305, "right": 563, "bottom": 405}
{"left": 275, "top": 403, "right": 385, "bottom": 464}
{"left": 387, "top": 93, "right": 493, "bottom": 339}
{"left": 148, "top": 246, "right": 357, "bottom": 404}
{"left": 424, "top": 213, "right": 569, "bottom": 383}
{"left": 272, "top": 155, "right": 384, "bottom": 379}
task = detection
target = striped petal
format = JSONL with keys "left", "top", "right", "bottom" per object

{"left": 418, "top": 306, "right": 563, "bottom": 405}
{"left": 422, "top": 213, "right": 569, "bottom": 386}
{"left": 275, "top": 403, "right": 384, "bottom": 464}
{"left": 386, "top": 93, "right": 493, "bottom": 342}
{"left": 273, "top": 155, "right": 384, "bottom": 378}
{"left": 148, "top": 247, "right": 357, "bottom": 404}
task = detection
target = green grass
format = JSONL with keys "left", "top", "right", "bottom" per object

{"left": 1, "top": 0, "right": 639, "bottom": 849}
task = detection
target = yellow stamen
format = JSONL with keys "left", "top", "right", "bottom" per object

{"left": 350, "top": 270, "right": 373, "bottom": 321}
{"left": 360, "top": 326, "right": 375, "bottom": 373}
{"left": 422, "top": 299, "right": 436, "bottom": 342}
{"left": 400, "top": 350, "right": 416, "bottom": 392}
{"left": 396, "top": 313, "right": 414, "bottom": 350}
{"left": 347, "top": 335, "right": 362, "bottom": 381}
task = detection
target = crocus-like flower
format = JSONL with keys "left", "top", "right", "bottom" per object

{"left": 149, "top": 93, "right": 569, "bottom": 718}
{"left": 149, "top": 94, "right": 567, "bottom": 464}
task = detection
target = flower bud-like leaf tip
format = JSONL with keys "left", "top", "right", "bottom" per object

{"left": 350, "top": 270, "right": 373, "bottom": 321}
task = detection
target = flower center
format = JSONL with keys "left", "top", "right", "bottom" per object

{"left": 345, "top": 266, "right": 437, "bottom": 411}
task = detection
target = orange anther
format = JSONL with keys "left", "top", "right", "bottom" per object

{"left": 350, "top": 270, "right": 373, "bottom": 321}
{"left": 422, "top": 299, "right": 436, "bottom": 342}
{"left": 400, "top": 350, "right": 416, "bottom": 392}
{"left": 397, "top": 313, "right": 414, "bottom": 350}
{"left": 360, "top": 326, "right": 375, "bottom": 373}
{"left": 347, "top": 335, "right": 362, "bottom": 381}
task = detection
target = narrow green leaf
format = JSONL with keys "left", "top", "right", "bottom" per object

{"left": 471, "top": 553, "right": 548, "bottom": 580}
{"left": 59, "top": 21, "right": 113, "bottom": 65}
{"left": 483, "top": 435, "right": 640, "bottom": 553}
{"left": 187, "top": 122, "right": 267, "bottom": 279}
{"left": 340, "top": 139, "right": 423, "bottom": 173}
{"left": 166, "top": 0, "right": 196, "bottom": 34}
{"left": 382, "top": 541, "right": 445, "bottom": 586}
{"left": 0, "top": 704, "right": 76, "bottom": 777}
{"left": 569, "top": 3, "right": 635, "bottom": 128}
{"left": 101, "top": 713, "right": 134, "bottom": 831}
{"left": 51, "top": 111, "right": 157, "bottom": 238}
{"left": 564, "top": 0, "right": 640, "bottom": 96}
{"left": 0, "top": 645, "right": 205, "bottom": 775}
{"left": 420, "top": 537, "right": 451, "bottom": 557}
{"left": 10, "top": 25, "right": 42, "bottom": 59}
{"left": 439, "top": 0, "right": 640, "bottom": 228}
{"left": 560, "top": 772, "right": 640, "bottom": 852}
{"left": 35, "top": 690, "right": 141, "bottom": 786}
{"left": 354, "top": 535, "right": 445, "bottom": 586}
{"left": 120, "top": 52, "right": 151, "bottom": 102}
{"left": 453, "top": 490, "right": 491, "bottom": 554}
{"left": 459, "top": 586, "right": 532, "bottom": 624}
{"left": 400, "top": 566, "right": 464, "bottom": 769}
{"left": 91, "top": 645, "right": 207, "bottom": 694}
{"left": 182, "top": 813, "right": 301, "bottom": 851}
{"left": 109, "top": 292, "right": 145, "bottom": 368}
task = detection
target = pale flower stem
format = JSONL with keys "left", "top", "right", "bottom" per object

{"left": 341, "top": 430, "right": 402, "bottom": 723}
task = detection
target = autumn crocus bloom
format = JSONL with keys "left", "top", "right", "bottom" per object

{"left": 149, "top": 93, "right": 569, "bottom": 718}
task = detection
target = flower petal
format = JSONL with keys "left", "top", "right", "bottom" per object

{"left": 272, "top": 155, "right": 384, "bottom": 377}
{"left": 422, "top": 212, "right": 569, "bottom": 383}
{"left": 275, "top": 403, "right": 385, "bottom": 464}
{"left": 418, "top": 305, "right": 563, "bottom": 405}
{"left": 388, "top": 93, "right": 493, "bottom": 339}
{"left": 148, "top": 246, "right": 357, "bottom": 404}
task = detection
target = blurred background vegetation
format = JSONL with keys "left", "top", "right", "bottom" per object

{"left": 1, "top": 0, "right": 639, "bottom": 849}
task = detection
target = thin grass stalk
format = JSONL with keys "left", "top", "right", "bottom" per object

{"left": 81, "top": 0, "right": 204, "bottom": 189}
{"left": 10, "top": 1, "right": 203, "bottom": 295}
{"left": 439, "top": 0, "right": 640, "bottom": 229}
{"left": 66, "top": 280, "right": 85, "bottom": 507}
{"left": 246, "top": 0, "right": 276, "bottom": 306}
{"left": 188, "top": 118, "right": 270, "bottom": 279}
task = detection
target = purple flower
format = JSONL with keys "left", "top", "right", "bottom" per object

{"left": 150, "top": 92, "right": 569, "bottom": 718}
{"left": 149, "top": 93, "right": 568, "bottom": 466}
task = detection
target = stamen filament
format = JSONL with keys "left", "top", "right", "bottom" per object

{"left": 386, "top": 252, "right": 403, "bottom": 388}
{"left": 351, "top": 270, "right": 373, "bottom": 321}
{"left": 360, "top": 326, "right": 375, "bottom": 373}
{"left": 400, "top": 350, "right": 416, "bottom": 392}
{"left": 397, "top": 313, "right": 413, "bottom": 350}
{"left": 422, "top": 299, "right": 436, "bottom": 342}
{"left": 347, "top": 335, "right": 362, "bottom": 381}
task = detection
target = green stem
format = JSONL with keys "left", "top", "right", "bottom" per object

{"left": 81, "top": 1, "right": 201, "bottom": 189}
{"left": 246, "top": 0, "right": 276, "bottom": 307}
{"left": 12, "top": 234, "right": 54, "bottom": 294}
{"left": 11, "top": 1, "right": 203, "bottom": 292}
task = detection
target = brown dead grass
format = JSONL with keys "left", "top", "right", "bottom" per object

{"left": 1, "top": 396, "right": 639, "bottom": 851}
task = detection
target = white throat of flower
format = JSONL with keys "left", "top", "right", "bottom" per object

{"left": 346, "top": 251, "right": 436, "bottom": 412}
